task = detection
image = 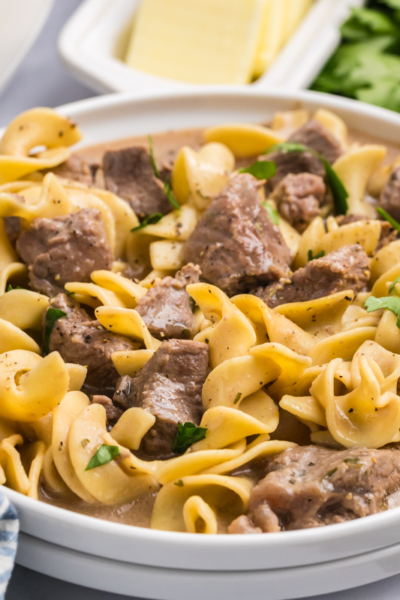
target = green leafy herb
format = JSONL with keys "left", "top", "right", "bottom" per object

{"left": 148, "top": 135, "right": 161, "bottom": 179}
{"left": 377, "top": 206, "right": 400, "bottom": 234}
{"left": 172, "top": 422, "right": 207, "bottom": 454}
{"left": 262, "top": 201, "right": 280, "bottom": 225}
{"left": 238, "top": 160, "right": 277, "bottom": 180}
{"left": 131, "top": 213, "right": 163, "bottom": 232}
{"left": 43, "top": 308, "right": 67, "bottom": 355}
{"left": 6, "top": 285, "right": 22, "bottom": 292}
{"left": 85, "top": 444, "right": 120, "bottom": 471}
{"left": 66, "top": 290, "right": 76, "bottom": 297}
{"left": 344, "top": 457, "right": 360, "bottom": 464}
{"left": 308, "top": 249, "right": 325, "bottom": 262}
{"left": 389, "top": 275, "right": 400, "bottom": 293}
{"left": 233, "top": 392, "right": 243, "bottom": 405}
{"left": 163, "top": 180, "right": 181, "bottom": 211}
{"left": 266, "top": 142, "right": 349, "bottom": 215}
{"left": 174, "top": 480, "right": 184, "bottom": 487}
{"left": 365, "top": 295, "right": 400, "bottom": 327}
{"left": 311, "top": 1, "right": 400, "bottom": 114}
{"left": 324, "top": 467, "right": 338, "bottom": 478}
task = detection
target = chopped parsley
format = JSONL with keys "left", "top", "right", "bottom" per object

{"left": 324, "top": 467, "right": 338, "bottom": 478}
{"left": 377, "top": 207, "right": 400, "bottom": 234}
{"left": 389, "top": 275, "right": 400, "bottom": 293}
{"left": 131, "top": 212, "right": 163, "bottom": 232}
{"left": 344, "top": 457, "right": 360, "bottom": 464}
{"left": 43, "top": 308, "right": 67, "bottom": 356}
{"left": 85, "top": 444, "right": 120, "bottom": 471}
{"left": 364, "top": 295, "right": 400, "bottom": 327}
{"left": 6, "top": 285, "right": 22, "bottom": 291}
{"left": 266, "top": 142, "right": 349, "bottom": 215}
{"left": 238, "top": 160, "right": 277, "bottom": 180}
{"left": 172, "top": 422, "right": 207, "bottom": 454}
{"left": 233, "top": 392, "right": 243, "bottom": 405}
{"left": 262, "top": 201, "right": 280, "bottom": 225}
{"left": 174, "top": 480, "right": 184, "bottom": 487}
{"left": 308, "top": 249, "right": 325, "bottom": 262}
{"left": 163, "top": 180, "right": 181, "bottom": 211}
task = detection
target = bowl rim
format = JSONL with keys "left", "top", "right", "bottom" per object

{"left": 4, "top": 86, "right": 400, "bottom": 570}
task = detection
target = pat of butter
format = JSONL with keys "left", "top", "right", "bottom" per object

{"left": 125, "top": 0, "right": 267, "bottom": 85}
{"left": 253, "top": 0, "right": 314, "bottom": 78}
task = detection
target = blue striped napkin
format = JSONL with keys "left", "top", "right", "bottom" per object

{"left": 0, "top": 494, "right": 18, "bottom": 599}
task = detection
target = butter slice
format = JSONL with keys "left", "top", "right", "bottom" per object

{"left": 125, "top": 0, "right": 267, "bottom": 85}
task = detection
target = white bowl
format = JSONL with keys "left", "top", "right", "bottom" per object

{"left": 58, "top": 0, "right": 358, "bottom": 95}
{"left": 4, "top": 87, "right": 400, "bottom": 598}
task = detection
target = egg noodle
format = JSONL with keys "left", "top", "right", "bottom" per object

{"left": 0, "top": 106, "right": 399, "bottom": 534}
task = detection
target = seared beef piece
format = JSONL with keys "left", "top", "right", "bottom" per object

{"left": 380, "top": 166, "right": 400, "bottom": 223}
{"left": 183, "top": 174, "right": 291, "bottom": 296}
{"left": 135, "top": 264, "right": 200, "bottom": 340}
{"left": 289, "top": 120, "right": 344, "bottom": 164}
{"left": 51, "top": 155, "right": 93, "bottom": 186}
{"left": 47, "top": 294, "right": 140, "bottom": 390}
{"left": 266, "top": 150, "right": 325, "bottom": 191}
{"left": 103, "top": 147, "right": 171, "bottom": 219}
{"left": 252, "top": 244, "right": 369, "bottom": 308}
{"left": 16, "top": 209, "right": 113, "bottom": 298}
{"left": 336, "top": 214, "right": 397, "bottom": 251}
{"left": 4, "top": 217, "right": 22, "bottom": 247}
{"left": 271, "top": 173, "right": 326, "bottom": 233}
{"left": 229, "top": 445, "right": 400, "bottom": 533}
{"left": 113, "top": 375, "right": 132, "bottom": 411}
{"left": 266, "top": 120, "right": 343, "bottom": 190}
{"left": 92, "top": 395, "right": 123, "bottom": 424}
{"left": 114, "top": 339, "right": 209, "bottom": 458}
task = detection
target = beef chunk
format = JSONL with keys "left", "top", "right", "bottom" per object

{"left": 47, "top": 294, "right": 140, "bottom": 391}
{"left": 271, "top": 173, "right": 326, "bottom": 233}
{"left": 336, "top": 214, "right": 397, "bottom": 251}
{"left": 92, "top": 395, "right": 123, "bottom": 424}
{"left": 289, "top": 120, "right": 344, "bottom": 164}
{"left": 183, "top": 174, "right": 291, "bottom": 296}
{"left": 114, "top": 339, "right": 209, "bottom": 458}
{"left": 135, "top": 264, "right": 199, "bottom": 340}
{"left": 113, "top": 375, "right": 133, "bottom": 411}
{"left": 229, "top": 445, "right": 400, "bottom": 533}
{"left": 252, "top": 244, "right": 369, "bottom": 308}
{"left": 4, "top": 216, "right": 22, "bottom": 247}
{"left": 51, "top": 155, "right": 93, "bottom": 186}
{"left": 103, "top": 147, "right": 171, "bottom": 219}
{"left": 175, "top": 263, "right": 201, "bottom": 285}
{"left": 16, "top": 209, "right": 113, "bottom": 298}
{"left": 265, "top": 120, "right": 343, "bottom": 190}
{"left": 380, "top": 165, "right": 400, "bottom": 223}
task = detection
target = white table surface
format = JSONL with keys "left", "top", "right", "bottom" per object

{"left": 1, "top": 1, "right": 400, "bottom": 599}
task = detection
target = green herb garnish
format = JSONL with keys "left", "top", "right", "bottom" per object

{"left": 344, "top": 457, "right": 360, "bottom": 464}
{"left": 308, "top": 249, "right": 325, "bottom": 262}
{"left": 262, "top": 201, "right": 280, "bottom": 225}
{"left": 163, "top": 180, "right": 181, "bottom": 211}
{"left": 239, "top": 160, "right": 277, "bottom": 180}
{"left": 43, "top": 308, "right": 67, "bottom": 355}
{"left": 172, "top": 422, "right": 207, "bottom": 454}
{"left": 131, "top": 212, "right": 163, "bottom": 232}
{"left": 325, "top": 467, "right": 338, "bottom": 478}
{"left": 389, "top": 275, "right": 400, "bottom": 293}
{"left": 377, "top": 207, "right": 400, "bottom": 234}
{"left": 174, "top": 479, "right": 184, "bottom": 487}
{"left": 365, "top": 295, "right": 400, "bottom": 327}
{"left": 233, "top": 392, "right": 242, "bottom": 405}
{"left": 6, "top": 285, "right": 22, "bottom": 291}
{"left": 266, "top": 142, "right": 349, "bottom": 215}
{"left": 85, "top": 444, "right": 120, "bottom": 471}
{"left": 148, "top": 135, "right": 161, "bottom": 179}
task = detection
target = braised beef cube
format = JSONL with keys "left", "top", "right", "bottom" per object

{"left": 92, "top": 395, "right": 123, "bottom": 424}
{"left": 266, "top": 150, "right": 325, "bottom": 190}
{"left": 118, "top": 339, "right": 209, "bottom": 459}
{"left": 16, "top": 208, "right": 113, "bottom": 298}
{"left": 103, "top": 147, "right": 171, "bottom": 219}
{"left": 229, "top": 445, "right": 400, "bottom": 533}
{"left": 4, "top": 216, "right": 22, "bottom": 247}
{"left": 271, "top": 173, "right": 326, "bottom": 233}
{"left": 47, "top": 294, "right": 140, "bottom": 390}
{"left": 135, "top": 263, "right": 200, "bottom": 340}
{"left": 380, "top": 165, "right": 400, "bottom": 223}
{"left": 289, "top": 119, "right": 344, "bottom": 164}
{"left": 252, "top": 244, "right": 369, "bottom": 308}
{"left": 113, "top": 375, "right": 133, "bottom": 411}
{"left": 337, "top": 214, "right": 397, "bottom": 251}
{"left": 51, "top": 155, "right": 93, "bottom": 186}
{"left": 183, "top": 174, "right": 291, "bottom": 296}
